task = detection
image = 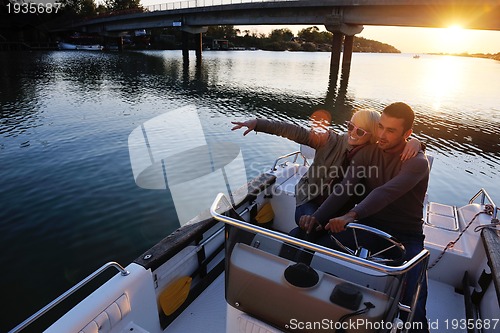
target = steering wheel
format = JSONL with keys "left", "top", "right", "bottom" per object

{"left": 329, "top": 223, "right": 406, "bottom": 265}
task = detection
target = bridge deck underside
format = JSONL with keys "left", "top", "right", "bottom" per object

{"left": 73, "top": 2, "right": 500, "bottom": 33}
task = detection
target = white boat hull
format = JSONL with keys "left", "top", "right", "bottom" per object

{"left": 58, "top": 42, "right": 103, "bottom": 51}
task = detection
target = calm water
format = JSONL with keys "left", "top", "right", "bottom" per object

{"left": 1, "top": 50, "right": 499, "bottom": 331}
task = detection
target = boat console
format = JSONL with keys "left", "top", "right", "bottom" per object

{"left": 226, "top": 242, "right": 394, "bottom": 333}
{"left": 211, "top": 194, "right": 429, "bottom": 333}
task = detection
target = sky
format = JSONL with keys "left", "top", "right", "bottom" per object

{"left": 236, "top": 25, "right": 500, "bottom": 54}
{"left": 359, "top": 26, "right": 500, "bottom": 54}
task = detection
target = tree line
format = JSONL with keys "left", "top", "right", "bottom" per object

{"left": 159, "top": 25, "right": 401, "bottom": 53}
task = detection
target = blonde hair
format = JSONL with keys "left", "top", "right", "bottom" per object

{"left": 351, "top": 109, "right": 380, "bottom": 144}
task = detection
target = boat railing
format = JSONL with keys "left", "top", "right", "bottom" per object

{"left": 469, "top": 188, "right": 498, "bottom": 220}
{"left": 8, "top": 262, "right": 130, "bottom": 333}
{"left": 270, "top": 150, "right": 309, "bottom": 171}
{"left": 210, "top": 193, "right": 429, "bottom": 275}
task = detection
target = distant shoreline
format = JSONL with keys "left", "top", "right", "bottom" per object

{"left": 425, "top": 52, "right": 500, "bottom": 61}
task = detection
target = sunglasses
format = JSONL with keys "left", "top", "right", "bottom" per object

{"left": 346, "top": 121, "right": 370, "bottom": 137}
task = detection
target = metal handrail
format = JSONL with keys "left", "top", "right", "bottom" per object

{"left": 8, "top": 262, "right": 129, "bottom": 333}
{"left": 397, "top": 253, "right": 430, "bottom": 333}
{"left": 270, "top": 150, "right": 308, "bottom": 171}
{"left": 469, "top": 188, "right": 498, "bottom": 219}
{"left": 145, "top": 0, "right": 299, "bottom": 13}
{"left": 210, "top": 193, "right": 429, "bottom": 275}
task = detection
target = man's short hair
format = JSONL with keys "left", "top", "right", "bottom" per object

{"left": 382, "top": 102, "right": 415, "bottom": 132}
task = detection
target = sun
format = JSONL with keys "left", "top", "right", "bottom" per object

{"left": 446, "top": 25, "right": 464, "bottom": 37}
{"left": 437, "top": 25, "right": 465, "bottom": 53}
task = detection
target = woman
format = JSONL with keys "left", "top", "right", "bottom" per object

{"left": 231, "top": 109, "right": 421, "bottom": 224}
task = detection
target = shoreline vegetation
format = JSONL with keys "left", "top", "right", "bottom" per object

{"left": 427, "top": 52, "right": 500, "bottom": 61}
{"left": 202, "top": 27, "right": 500, "bottom": 62}
{"left": 194, "top": 26, "right": 401, "bottom": 53}
{"left": 185, "top": 26, "right": 500, "bottom": 63}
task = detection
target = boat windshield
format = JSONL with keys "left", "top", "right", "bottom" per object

{"left": 128, "top": 105, "right": 248, "bottom": 226}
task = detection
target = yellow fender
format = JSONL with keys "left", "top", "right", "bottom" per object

{"left": 255, "top": 202, "right": 274, "bottom": 224}
{"left": 159, "top": 276, "right": 192, "bottom": 316}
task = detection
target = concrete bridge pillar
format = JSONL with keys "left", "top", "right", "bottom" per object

{"left": 329, "top": 31, "right": 343, "bottom": 86}
{"left": 342, "top": 35, "right": 354, "bottom": 78}
{"left": 195, "top": 33, "right": 202, "bottom": 65}
{"left": 181, "top": 26, "right": 208, "bottom": 64}
{"left": 325, "top": 20, "right": 363, "bottom": 88}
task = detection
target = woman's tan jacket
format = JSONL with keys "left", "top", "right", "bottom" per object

{"left": 255, "top": 119, "right": 350, "bottom": 206}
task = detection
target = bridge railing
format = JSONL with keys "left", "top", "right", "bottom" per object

{"left": 145, "top": 0, "right": 298, "bottom": 12}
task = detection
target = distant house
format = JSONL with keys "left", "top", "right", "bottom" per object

{"left": 203, "top": 38, "right": 229, "bottom": 50}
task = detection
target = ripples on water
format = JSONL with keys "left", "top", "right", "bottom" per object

{"left": 0, "top": 50, "right": 499, "bottom": 331}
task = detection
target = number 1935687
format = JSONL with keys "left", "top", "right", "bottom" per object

{"left": 7, "top": 2, "right": 62, "bottom": 14}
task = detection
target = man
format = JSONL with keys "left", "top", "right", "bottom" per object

{"left": 299, "top": 102, "right": 430, "bottom": 332}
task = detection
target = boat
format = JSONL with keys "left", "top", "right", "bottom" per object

{"left": 57, "top": 35, "right": 103, "bottom": 51}
{"left": 8, "top": 107, "right": 499, "bottom": 333}
{"left": 58, "top": 41, "right": 103, "bottom": 51}
{"left": 413, "top": 55, "right": 420, "bottom": 59}
{"left": 203, "top": 38, "right": 230, "bottom": 50}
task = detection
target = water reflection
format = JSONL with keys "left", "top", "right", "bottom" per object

{"left": 1, "top": 51, "right": 499, "bottom": 160}
{"left": 425, "top": 57, "right": 463, "bottom": 108}
{"left": 0, "top": 50, "right": 499, "bottom": 332}
{"left": 181, "top": 51, "right": 500, "bottom": 187}
{"left": 324, "top": 61, "right": 353, "bottom": 114}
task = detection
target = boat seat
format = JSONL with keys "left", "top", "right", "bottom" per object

{"left": 79, "top": 294, "right": 131, "bottom": 333}
{"left": 45, "top": 264, "right": 160, "bottom": 333}
{"left": 267, "top": 146, "right": 315, "bottom": 233}
{"left": 268, "top": 169, "right": 307, "bottom": 233}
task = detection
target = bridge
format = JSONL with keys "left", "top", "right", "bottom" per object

{"left": 68, "top": 0, "right": 500, "bottom": 86}
{"left": 74, "top": 0, "right": 500, "bottom": 33}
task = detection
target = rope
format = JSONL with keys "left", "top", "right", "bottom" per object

{"left": 428, "top": 204, "right": 497, "bottom": 270}
{"left": 474, "top": 204, "right": 499, "bottom": 232}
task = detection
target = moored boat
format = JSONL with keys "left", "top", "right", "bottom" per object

{"left": 8, "top": 108, "right": 500, "bottom": 333}
{"left": 57, "top": 35, "right": 103, "bottom": 51}
{"left": 57, "top": 42, "right": 103, "bottom": 51}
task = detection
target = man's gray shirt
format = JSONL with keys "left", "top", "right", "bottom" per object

{"left": 313, "top": 144, "right": 430, "bottom": 235}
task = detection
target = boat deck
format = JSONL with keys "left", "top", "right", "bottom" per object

{"left": 166, "top": 273, "right": 227, "bottom": 333}
{"left": 427, "top": 279, "right": 467, "bottom": 333}
{"left": 165, "top": 272, "right": 468, "bottom": 333}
